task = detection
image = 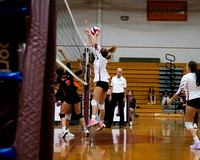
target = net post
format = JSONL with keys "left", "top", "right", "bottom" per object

{"left": 83, "top": 48, "right": 91, "bottom": 124}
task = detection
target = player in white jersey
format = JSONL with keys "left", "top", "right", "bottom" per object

{"left": 85, "top": 28, "right": 116, "bottom": 130}
{"left": 168, "top": 61, "right": 200, "bottom": 149}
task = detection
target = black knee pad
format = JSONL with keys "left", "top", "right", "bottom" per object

{"left": 76, "top": 113, "right": 83, "bottom": 120}
{"left": 60, "top": 114, "right": 65, "bottom": 119}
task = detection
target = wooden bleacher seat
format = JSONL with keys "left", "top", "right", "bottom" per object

{"left": 58, "top": 61, "right": 199, "bottom": 115}
{"left": 66, "top": 61, "right": 162, "bottom": 115}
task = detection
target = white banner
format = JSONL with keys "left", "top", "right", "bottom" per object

{"left": 113, "top": 101, "right": 127, "bottom": 122}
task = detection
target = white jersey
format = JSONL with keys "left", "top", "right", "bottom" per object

{"left": 176, "top": 73, "right": 200, "bottom": 101}
{"left": 111, "top": 75, "right": 127, "bottom": 93}
{"left": 89, "top": 44, "right": 110, "bottom": 82}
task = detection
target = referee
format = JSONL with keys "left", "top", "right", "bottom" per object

{"left": 110, "top": 68, "right": 127, "bottom": 128}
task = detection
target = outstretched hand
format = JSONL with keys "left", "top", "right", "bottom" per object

{"left": 84, "top": 28, "right": 90, "bottom": 35}
{"left": 57, "top": 48, "right": 63, "bottom": 53}
{"left": 94, "top": 31, "right": 99, "bottom": 37}
{"left": 77, "top": 58, "right": 82, "bottom": 63}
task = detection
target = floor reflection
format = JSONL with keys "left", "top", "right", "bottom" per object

{"left": 190, "top": 149, "right": 200, "bottom": 160}
{"left": 112, "top": 129, "right": 127, "bottom": 152}
{"left": 54, "top": 117, "right": 193, "bottom": 160}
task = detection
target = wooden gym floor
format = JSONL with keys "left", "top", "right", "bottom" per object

{"left": 53, "top": 117, "right": 199, "bottom": 160}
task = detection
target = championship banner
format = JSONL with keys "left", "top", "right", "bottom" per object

{"left": 147, "top": 1, "right": 187, "bottom": 21}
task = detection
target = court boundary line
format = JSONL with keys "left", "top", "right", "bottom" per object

{"left": 63, "top": 133, "right": 84, "bottom": 160}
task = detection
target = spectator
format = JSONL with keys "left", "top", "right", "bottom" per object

{"left": 149, "top": 86, "right": 156, "bottom": 104}
{"left": 178, "top": 92, "right": 186, "bottom": 113}
{"left": 128, "top": 90, "right": 136, "bottom": 126}
{"left": 161, "top": 90, "right": 170, "bottom": 106}
{"left": 110, "top": 68, "right": 127, "bottom": 128}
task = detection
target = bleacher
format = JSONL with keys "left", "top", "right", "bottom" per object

{"left": 106, "top": 62, "right": 161, "bottom": 115}
{"left": 62, "top": 61, "right": 200, "bottom": 116}
{"left": 68, "top": 61, "right": 161, "bottom": 115}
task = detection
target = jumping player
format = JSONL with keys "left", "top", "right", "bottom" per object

{"left": 168, "top": 61, "right": 200, "bottom": 149}
{"left": 84, "top": 28, "right": 116, "bottom": 130}
{"left": 56, "top": 48, "right": 89, "bottom": 137}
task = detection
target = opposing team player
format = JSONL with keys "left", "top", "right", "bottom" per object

{"left": 56, "top": 48, "right": 89, "bottom": 137}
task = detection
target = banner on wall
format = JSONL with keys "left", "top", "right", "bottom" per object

{"left": 147, "top": 1, "right": 187, "bottom": 21}
{"left": 113, "top": 101, "right": 127, "bottom": 122}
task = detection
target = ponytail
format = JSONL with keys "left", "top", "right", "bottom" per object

{"left": 106, "top": 45, "right": 117, "bottom": 53}
{"left": 101, "top": 45, "right": 117, "bottom": 60}
{"left": 195, "top": 69, "right": 200, "bottom": 86}
{"left": 188, "top": 61, "right": 200, "bottom": 86}
{"left": 105, "top": 54, "right": 112, "bottom": 60}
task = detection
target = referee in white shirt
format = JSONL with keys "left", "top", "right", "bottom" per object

{"left": 110, "top": 68, "right": 127, "bottom": 128}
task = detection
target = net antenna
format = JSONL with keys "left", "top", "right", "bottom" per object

{"left": 84, "top": 16, "right": 89, "bottom": 82}
{"left": 57, "top": 0, "right": 89, "bottom": 85}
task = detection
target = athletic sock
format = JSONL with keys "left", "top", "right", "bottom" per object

{"left": 62, "top": 126, "right": 66, "bottom": 131}
{"left": 83, "top": 127, "right": 87, "bottom": 131}
{"left": 92, "top": 115, "right": 96, "bottom": 120}
{"left": 193, "top": 136, "right": 200, "bottom": 143}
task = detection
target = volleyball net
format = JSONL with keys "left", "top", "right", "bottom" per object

{"left": 56, "top": 0, "right": 91, "bottom": 123}
{"left": 56, "top": 0, "right": 86, "bottom": 61}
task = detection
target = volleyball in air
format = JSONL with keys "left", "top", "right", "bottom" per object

{"left": 90, "top": 26, "right": 100, "bottom": 35}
